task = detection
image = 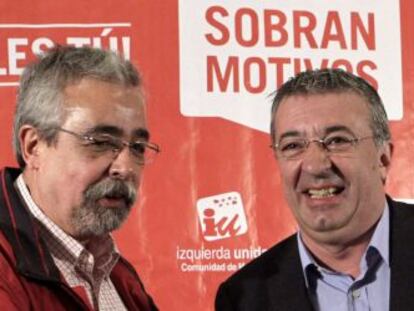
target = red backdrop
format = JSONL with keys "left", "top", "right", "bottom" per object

{"left": 0, "top": 1, "right": 413, "bottom": 310}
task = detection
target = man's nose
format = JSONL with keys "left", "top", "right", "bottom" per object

{"left": 109, "top": 147, "right": 141, "bottom": 180}
{"left": 301, "top": 141, "right": 332, "bottom": 174}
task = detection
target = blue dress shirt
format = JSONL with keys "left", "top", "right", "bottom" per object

{"left": 298, "top": 204, "right": 390, "bottom": 311}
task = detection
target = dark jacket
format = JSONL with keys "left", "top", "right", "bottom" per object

{"left": 0, "top": 167, "right": 158, "bottom": 310}
{"left": 216, "top": 197, "right": 414, "bottom": 311}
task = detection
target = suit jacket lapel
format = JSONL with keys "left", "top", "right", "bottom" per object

{"left": 266, "top": 235, "right": 314, "bottom": 311}
{"left": 389, "top": 197, "right": 414, "bottom": 311}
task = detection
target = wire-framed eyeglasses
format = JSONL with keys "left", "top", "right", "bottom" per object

{"left": 57, "top": 127, "right": 160, "bottom": 165}
{"left": 270, "top": 134, "right": 375, "bottom": 159}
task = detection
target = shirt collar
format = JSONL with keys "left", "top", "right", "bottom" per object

{"left": 297, "top": 201, "right": 390, "bottom": 287}
{"left": 369, "top": 202, "right": 389, "bottom": 266}
{"left": 15, "top": 173, "right": 119, "bottom": 274}
{"left": 16, "top": 174, "right": 85, "bottom": 258}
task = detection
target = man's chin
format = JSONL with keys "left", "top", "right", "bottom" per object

{"left": 71, "top": 204, "right": 131, "bottom": 239}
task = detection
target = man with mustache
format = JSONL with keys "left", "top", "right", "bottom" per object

{"left": 0, "top": 45, "right": 159, "bottom": 310}
{"left": 216, "top": 69, "right": 414, "bottom": 310}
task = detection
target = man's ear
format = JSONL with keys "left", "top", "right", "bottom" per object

{"left": 379, "top": 141, "right": 393, "bottom": 184}
{"left": 19, "top": 125, "right": 43, "bottom": 170}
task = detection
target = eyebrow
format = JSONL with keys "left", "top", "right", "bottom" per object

{"left": 324, "top": 125, "right": 355, "bottom": 136}
{"left": 84, "top": 125, "right": 150, "bottom": 140}
{"left": 278, "top": 130, "right": 302, "bottom": 142}
{"left": 277, "top": 125, "right": 355, "bottom": 142}
{"left": 133, "top": 128, "right": 150, "bottom": 140}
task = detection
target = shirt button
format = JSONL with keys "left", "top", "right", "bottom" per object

{"left": 352, "top": 289, "right": 361, "bottom": 299}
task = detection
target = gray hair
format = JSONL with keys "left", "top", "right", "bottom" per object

{"left": 270, "top": 68, "right": 391, "bottom": 146}
{"left": 13, "top": 45, "right": 141, "bottom": 168}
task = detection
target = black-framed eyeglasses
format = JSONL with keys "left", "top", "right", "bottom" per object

{"left": 270, "top": 134, "right": 375, "bottom": 160}
{"left": 57, "top": 127, "right": 160, "bottom": 165}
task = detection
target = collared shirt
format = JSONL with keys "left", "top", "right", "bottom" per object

{"left": 16, "top": 174, "right": 127, "bottom": 311}
{"left": 298, "top": 204, "right": 390, "bottom": 311}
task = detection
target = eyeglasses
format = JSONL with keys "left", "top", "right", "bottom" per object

{"left": 271, "top": 134, "right": 375, "bottom": 159}
{"left": 57, "top": 127, "right": 160, "bottom": 165}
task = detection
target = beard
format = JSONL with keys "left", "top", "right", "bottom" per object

{"left": 70, "top": 178, "right": 137, "bottom": 239}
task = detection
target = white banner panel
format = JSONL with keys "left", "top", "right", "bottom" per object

{"left": 179, "top": 0, "right": 403, "bottom": 133}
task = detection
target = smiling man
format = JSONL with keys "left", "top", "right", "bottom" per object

{"left": 216, "top": 69, "right": 414, "bottom": 311}
{"left": 0, "top": 46, "right": 159, "bottom": 310}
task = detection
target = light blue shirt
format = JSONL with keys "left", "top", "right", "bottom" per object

{"left": 298, "top": 204, "right": 390, "bottom": 311}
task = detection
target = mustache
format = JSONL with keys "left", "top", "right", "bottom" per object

{"left": 83, "top": 178, "right": 137, "bottom": 207}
